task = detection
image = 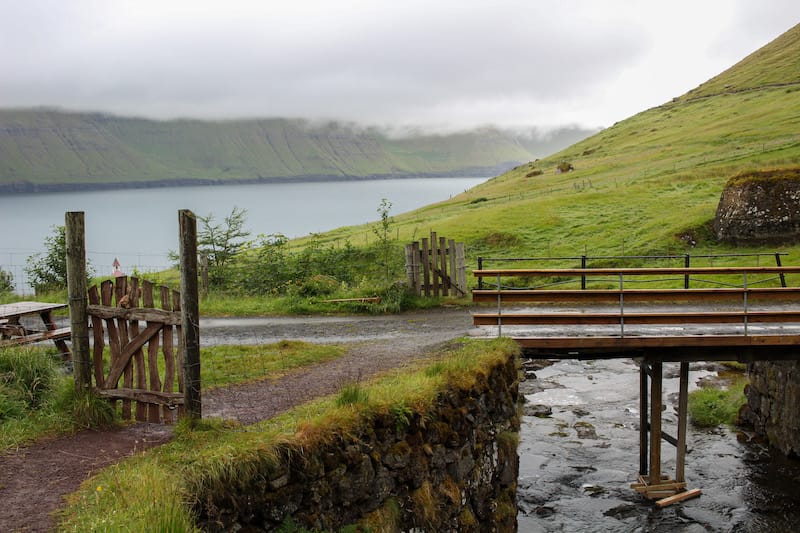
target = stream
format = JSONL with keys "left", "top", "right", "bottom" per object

{"left": 517, "top": 357, "right": 800, "bottom": 532}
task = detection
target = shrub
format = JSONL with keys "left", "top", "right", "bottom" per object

{"left": 557, "top": 161, "right": 575, "bottom": 173}
{"left": 0, "top": 268, "right": 13, "bottom": 293}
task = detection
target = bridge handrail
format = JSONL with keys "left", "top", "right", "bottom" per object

{"left": 473, "top": 266, "right": 800, "bottom": 277}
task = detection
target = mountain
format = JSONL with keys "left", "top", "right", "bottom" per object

{"left": 306, "top": 23, "right": 800, "bottom": 261}
{"left": 0, "top": 110, "right": 593, "bottom": 193}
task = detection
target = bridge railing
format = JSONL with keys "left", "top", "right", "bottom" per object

{"left": 476, "top": 252, "right": 789, "bottom": 290}
{"left": 472, "top": 265, "right": 800, "bottom": 338}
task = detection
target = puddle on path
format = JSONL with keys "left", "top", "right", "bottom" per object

{"left": 517, "top": 358, "right": 800, "bottom": 532}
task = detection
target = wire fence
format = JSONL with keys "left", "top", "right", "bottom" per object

{"left": 0, "top": 247, "right": 173, "bottom": 296}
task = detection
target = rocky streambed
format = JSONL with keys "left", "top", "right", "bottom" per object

{"left": 517, "top": 357, "right": 800, "bottom": 532}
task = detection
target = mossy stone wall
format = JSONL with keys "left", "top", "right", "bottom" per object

{"left": 713, "top": 168, "right": 800, "bottom": 243}
{"left": 196, "top": 353, "right": 521, "bottom": 532}
{"left": 743, "top": 360, "right": 800, "bottom": 457}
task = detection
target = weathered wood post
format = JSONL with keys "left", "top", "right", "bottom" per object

{"left": 179, "top": 209, "right": 201, "bottom": 421}
{"left": 455, "top": 242, "right": 466, "bottom": 295}
{"left": 65, "top": 211, "right": 91, "bottom": 391}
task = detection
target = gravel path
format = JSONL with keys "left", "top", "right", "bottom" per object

{"left": 0, "top": 307, "right": 472, "bottom": 532}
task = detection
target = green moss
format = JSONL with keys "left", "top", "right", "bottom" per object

{"left": 724, "top": 166, "right": 800, "bottom": 187}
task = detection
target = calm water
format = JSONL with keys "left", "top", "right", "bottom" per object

{"left": 0, "top": 177, "right": 486, "bottom": 292}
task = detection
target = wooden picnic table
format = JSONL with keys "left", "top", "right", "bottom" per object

{"left": 0, "top": 301, "right": 71, "bottom": 358}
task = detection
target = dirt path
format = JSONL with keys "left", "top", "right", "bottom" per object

{"left": 0, "top": 308, "right": 472, "bottom": 532}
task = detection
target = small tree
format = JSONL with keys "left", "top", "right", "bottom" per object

{"left": 25, "top": 225, "right": 93, "bottom": 294}
{"left": 198, "top": 206, "right": 251, "bottom": 286}
{"left": 0, "top": 267, "right": 13, "bottom": 293}
{"left": 25, "top": 225, "right": 68, "bottom": 294}
{"left": 373, "top": 198, "right": 395, "bottom": 284}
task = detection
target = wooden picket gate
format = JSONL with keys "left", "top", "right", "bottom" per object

{"left": 87, "top": 276, "right": 184, "bottom": 423}
{"left": 405, "top": 232, "right": 467, "bottom": 297}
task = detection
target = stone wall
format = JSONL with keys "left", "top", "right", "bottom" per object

{"left": 713, "top": 168, "right": 800, "bottom": 244}
{"left": 742, "top": 360, "right": 800, "bottom": 457}
{"left": 196, "top": 353, "right": 521, "bottom": 532}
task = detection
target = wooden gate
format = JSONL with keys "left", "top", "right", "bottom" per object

{"left": 405, "top": 231, "right": 467, "bottom": 297}
{"left": 87, "top": 276, "right": 184, "bottom": 423}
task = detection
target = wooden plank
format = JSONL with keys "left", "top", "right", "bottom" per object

{"left": 474, "top": 266, "right": 800, "bottom": 277}
{"left": 421, "top": 238, "right": 430, "bottom": 296}
{"left": 105, "top": 322, "right": 163, "bottom": 389}
{"left": 455, "top": 242, "right": 466, "bottom": 296}
{"left": 173, "top": 289, "right": 184, "bottom": 403}
{"left": 472, "top": 310, "right": 800, "bottom": 326}
{"left": 430, "top": 232, "right": 439, "bottom": 297}
{"left": 412, "top": 241, "right": 421, "bottom": 294}
{"left": 449, "top": 239, "right": 457, "bottom": 295}
{"left": 649, "top": 359, "right": 662, "bottom": 485}
{"left": 129, "top": 277, "right": 148, "bottom": 422}
{"left": 143, "top": 280, "right": 163, "bottom": 423}
{"left": 96, "top": 388, "right": 184, "bottom": 406}
{"left": 513, "top": 335, "right": 800, "bottom": 350}
{"left": 632, "top": 482, "right": 686, "bottom": 494}
{"left": 640, "top": 362, "right": 648, "bottom": 476}
{"left": 116, "top": 277, "right": 132, "bottom": 420}
{"left": 161, "top": 285, "right": 175, "bottom": 423}
{"left": 0, "top": 302, "right": 67, "bottom": 320}
{"left": 676, "top": 362, "right": 689, "bottom": 483}
{"left": 472, "top": 287, "right": 800, "bottom": 304}
{"left": 88, "top": 285, "right": 106, "bottom": 389}
{"left": 405, "top": 244, "right": 416, "bottom": 293}
{"left": 439, "top": 236, "right": 448, "bottom": 296}
{"left": 0, "top": 327, "right": 71, "bottom": 347}
{"left": 86, "top": 305, "right": 181, "bottom": 325}
{"left": 656, "top": 489, "right": 702, "bottom": 508}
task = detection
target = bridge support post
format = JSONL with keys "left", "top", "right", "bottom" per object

{"left": 676, "top": 361, "right": 689, "bottom": 483}
{"left": 648, "top": 359, "right": 663, "bottom": 486}
{"left": 639, "top": 361, "right": 648, "bottom": 476}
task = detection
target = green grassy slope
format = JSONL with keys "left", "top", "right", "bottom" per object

{"left": 0, "top": 111, "right": 590, "bottom": 189}
{"left": 307, "top": 24, "right": 800, "bottom": 264}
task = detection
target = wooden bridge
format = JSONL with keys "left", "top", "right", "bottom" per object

{"left": 471, "top": 264, "right": 800, "bottom": 506}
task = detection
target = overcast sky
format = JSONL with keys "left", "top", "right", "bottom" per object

{"left": 2, "top": 1, "right": 798, "bottom": 132}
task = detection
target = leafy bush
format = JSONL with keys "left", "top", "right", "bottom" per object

{"left": 0, "top": 268, "right": 13, "bottom": 293}
{"left": 688, "top": 379, "right": 747, "bottom": 427}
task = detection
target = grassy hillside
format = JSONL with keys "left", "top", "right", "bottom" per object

{"left": 303, "top": 24, "right": 800, "bottom": 265}
{"left": 0, "top": 111, "right": 591, "bottom": 190}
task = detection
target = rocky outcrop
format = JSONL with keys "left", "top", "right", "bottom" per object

{"left": 742, "top": 360, "right": 800, "bottom": 457}
{"left": 195, "top": 353, "right": 521, "bottom": 532}
{"left": 713, "top": 168, "right": 800, "bottom": 243}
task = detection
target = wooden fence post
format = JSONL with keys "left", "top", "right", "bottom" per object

{"left": 421, "top": 238, "right": 431, "bottom": 296}
{"left": 179, "top": 210, "right": 201, "bottom": 421}
{"left": 65, "top": 211, "right": 91, "bottom": 391}
{"left": 456, "top": 242, "right": 466, "bottom": 295}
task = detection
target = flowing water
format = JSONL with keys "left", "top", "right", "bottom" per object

{"left": 516, "top": 358, "right": 800, "bottom": 532}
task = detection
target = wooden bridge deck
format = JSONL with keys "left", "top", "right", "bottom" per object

{"left": 471, "top": 266, "right": 800, "bottom": 361}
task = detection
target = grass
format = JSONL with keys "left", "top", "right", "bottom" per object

{"left": 58, "top": 337, "right": 519, "bottom": 532}
{"left": 688, "top": 374, "right": 748, "bottom": 427}
{"left": 201, "top": 341, "right": 346, "bottom": 389}
{"left": 0, "top": 341, "right": 345, "bottom": 452}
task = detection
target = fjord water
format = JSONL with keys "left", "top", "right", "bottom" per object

{"left": 0, "top": 176, "right": 486, "bottom": 291}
